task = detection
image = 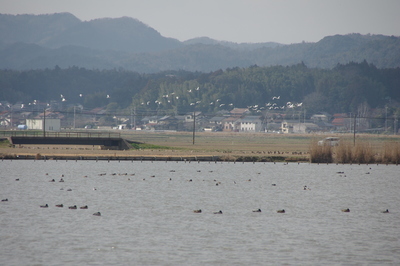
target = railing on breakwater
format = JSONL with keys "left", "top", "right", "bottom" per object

{"left": 0, "top": 131, "right": 121, "bottom": 139}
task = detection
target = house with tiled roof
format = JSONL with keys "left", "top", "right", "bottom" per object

{"left": 222, "top": 116, "right": 241, "bottom": 132}
{"left": 281, "top": 120, "right": 320, "bottom": 134}
{"left": 331, "top": 113, "right": 348, "bottom": 129}
{"left": 230, "top": 108, "right": 250, "bottom": 117}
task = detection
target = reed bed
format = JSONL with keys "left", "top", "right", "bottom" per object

{"left": 310, "top": 139, "right": 400, "bottom": 164}
{"left": 309, "top": 141, "right": 332, "bottom": 163}
{"left": 335, "top": 140, "right": 353, "bottom": 163}
{"left": 380, "top": 142, "right": 400, "bottom": 164}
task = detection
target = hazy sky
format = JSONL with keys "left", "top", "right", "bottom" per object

{"left": 1, "top": 0, "right": 399, "bottom": 44}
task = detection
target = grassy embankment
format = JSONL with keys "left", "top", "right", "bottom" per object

{"left": 1, "top": 131, "right": 400, "bottom": 163}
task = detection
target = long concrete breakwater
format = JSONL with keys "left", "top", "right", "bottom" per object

{"left": 9, "top": 136, "right": 131, "bottom": 150}
{"left": 1, "top": 153, "right": 299, "bottom": 162}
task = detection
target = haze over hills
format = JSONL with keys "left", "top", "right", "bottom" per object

{"left": 0, "top": 13, "right": 399, "bottom": 72}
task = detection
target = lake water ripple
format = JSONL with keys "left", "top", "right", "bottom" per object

{"left": 1, "top": 160, "right": 399, "bottom": 265}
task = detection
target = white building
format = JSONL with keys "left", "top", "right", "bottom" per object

{"left": 239, "top": 116, "right": 263, "bottom": 132}
{"left": 281, "top": 120, "right": 320, "bottom": 134}
{"left": 26, "top": 119, "right": 61, "bottom": 131}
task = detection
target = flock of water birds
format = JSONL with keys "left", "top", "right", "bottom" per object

{"left": 45, "top": 174, "right": 102, "bottom": 216}
{"left": 1, "top": 165, "right": 390, "bottom": 216}
{"left": 1, "top": 173, "right": 102, "bottom": 216}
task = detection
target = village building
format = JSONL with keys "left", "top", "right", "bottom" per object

{"left": 281, "top": 120, "right": 320, "bottom": 134}
{"left": 222, "top": 116, "right": 240, "bottom": 132}
{"left": 229, "top": 108, "right": 251, "bottom": 117}
{"left": 238, "top": 116, "right": 263, "bottom": 132}
{"left": 26, "top": 118, "right": 61, "bottom": 131}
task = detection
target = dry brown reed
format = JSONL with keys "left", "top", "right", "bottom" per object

{"left": 311, "top": 138, "right": 400, "bottom": 164}
{"left": 309, "top": 141, "right": 332, "bottom": 163}
{"left": 352, "top": 141, "right": 374, "bottom": 164}
{"left": 381, "top": 142, "right": 400, "bottom": 164}
{"left": 335, "top": 140, "right": 352, "bottom": 163}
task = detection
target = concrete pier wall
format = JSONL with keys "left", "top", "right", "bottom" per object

{"left": 10, "top": 136, "right": 131, "bottom": 150}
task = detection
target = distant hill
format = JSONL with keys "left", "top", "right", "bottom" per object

{"left": 0, "top": 13, "right": 182, "bottom": 53}
{"left": 183, "top": 37, "right": 282, "bottom": 50}
{"left": 0, "top": 13, "right": 399, "bottom": 72}
{"left": 0, "top": 13, "right": 81, "bottom": 45}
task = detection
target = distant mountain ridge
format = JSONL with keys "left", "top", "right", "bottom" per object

{"left": 0, "top": 13, "right": 182, "bottom": 53}
{"left": 0, "top": 13, "right": 399, "bottom": 72}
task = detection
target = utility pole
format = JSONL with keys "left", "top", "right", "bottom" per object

{"left": 130, "top": 108, "right": 133, "bottom": 129}
{"left": 43, "top": 109, "right": 46, "bottom": 137}
{"left": 385, "top": 106, "right": 388, "bottom": 132}
{"left": 134, "top": 106, "right": 136, "bottom": 130}
{"left": 192, "top": 110, "right": 196, "bottom": 145}
{"left": 349, "top": 112, "right": 352, "bottom": 133}
{"left": 73, "top": 106, "right": 76, "bottom": 129}
{"left": 353, "top": 114, "right": 356, "bottom": 146}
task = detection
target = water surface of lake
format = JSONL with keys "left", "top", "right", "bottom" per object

{"left": 1, "top": 160, "right": 399, "bottom": 265}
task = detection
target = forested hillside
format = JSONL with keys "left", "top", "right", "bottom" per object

{"left": 0, "top": 13, "right": 399, "bottom": 72}
{"left": 1, "top": 62, "right": 399, "bottom": 117}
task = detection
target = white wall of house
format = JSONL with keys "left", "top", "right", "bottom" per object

{"left": 239, "top": 118, "right": 262, "bottom": 132}
{"left": 282, "top": 121, "right": 319, "bottom": 133}
{"left": 26, "top": 119, "right": 61, "bottom": 131}
{"left": 281, "top": 121, "right": 293, "bottom": 133}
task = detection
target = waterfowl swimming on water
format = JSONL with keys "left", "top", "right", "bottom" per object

{"left": 69, "top": 205, "right": 77, "bottom": 209}
{"left": 193, "top": 209, "right": 202, "bottom": 213}
{"left": 213, "top": 210, "right": 223, "bottom": 214}
{"left": 55, "top": 204, "right": 63, "bottom": 207}
{"left": 59, "top": 178, "right": 64, "bottom": 182}
{"left": 277, "top": 209, "right": 285, "bottom": 213}
{"left": 80, "top": 205, "right": 88, "bottom": 209}
{"left": 67, "top": 189, "right": 72, "bottom": 191}
{"left": 2, "top": 198, "right": 8, "bottom": 202}
{"left": 341, "top": 208, "right": 350, "bottom": 212}
{"left": 93, "top": 212, "right": 101, "bottom": 216}
{"left": 253, "top": 209, "right": 262, "bottom": 212}
{"left": 382, "top": 209, "right": 389, "bottom": 213}
{"left": 49, "top": 179, "right": 55, "bottom": 182}
{"left": 40, "top": 204, "right": 48, "bottom": 208}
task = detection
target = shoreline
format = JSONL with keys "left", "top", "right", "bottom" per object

{"left": 1, "top": 152, "right": 304, "bottom": 163}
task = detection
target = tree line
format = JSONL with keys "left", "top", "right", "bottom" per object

{"left": 1, "top": 61, "right": 399, "bottom": 119}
